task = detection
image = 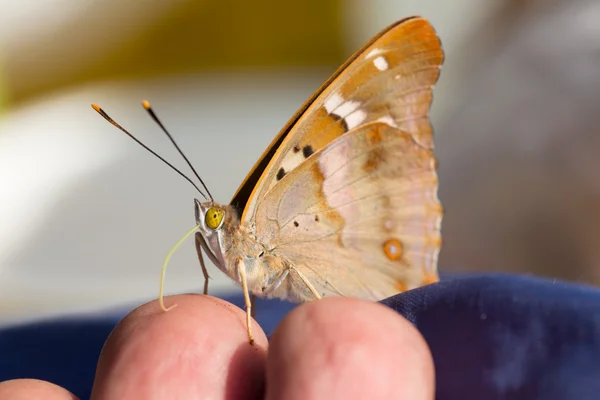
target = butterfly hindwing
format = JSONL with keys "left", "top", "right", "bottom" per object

{"left": 254, "top": 122, "right": 440, "bottom": 301}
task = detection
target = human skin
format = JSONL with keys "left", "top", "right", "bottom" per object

{"left": 0, "top": 295, "right": 434, "bottom": 399}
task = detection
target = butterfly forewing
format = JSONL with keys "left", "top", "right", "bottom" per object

{"left": 235, "top": 17, "right": 443, "bottom": 222}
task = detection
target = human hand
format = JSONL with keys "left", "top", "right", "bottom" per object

{"left": 0, "top": 295, "right": 434, "bottom": 399}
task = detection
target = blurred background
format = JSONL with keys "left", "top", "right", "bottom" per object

{"left": 1, "top": 0, "right": 599, "bottom": 327}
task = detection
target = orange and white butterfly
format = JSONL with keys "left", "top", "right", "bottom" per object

{"left": 93, "top": 16, "right": 443, "bottom": 345}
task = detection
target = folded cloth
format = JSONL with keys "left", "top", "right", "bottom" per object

{"left": 382, "top": 273, "right": 600, "bottom": 400}
{"left": 1, "top": 273, "right": 599, "bottom": 399}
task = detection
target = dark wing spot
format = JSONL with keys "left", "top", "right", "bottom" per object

{"left": 277, "top": 167, "right": 286, "bottom": 181}
{"left": 293, "top": 145, "right": 300, "bottom": 153}
{"left": 314, "top": 215, "right": 320, "bottom": 222}
{"left": 302, "top": 145, "right": 314, "bottom": 158}
{"left": 293, "top": 221, "right": 299, "bottom": 227}
{"left": 329, "top": 112, "right": 348, "bottom": 132}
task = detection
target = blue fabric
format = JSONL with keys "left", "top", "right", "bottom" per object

{"left": 381, "top": 274, "right": 600, "bottom": 399}
{"left": 1, "top": 274, "right": 600, "bottom": 399}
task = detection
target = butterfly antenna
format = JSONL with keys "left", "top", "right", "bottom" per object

{"left": 142, "top": 101, "right": 214, "bottom": 203}
{"left": 91, "top": 104, "right": 209, "bottom": 200}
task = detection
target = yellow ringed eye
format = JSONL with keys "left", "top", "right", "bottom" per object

{"left": 205, "top": 206, "right": 225, "bottom": 230}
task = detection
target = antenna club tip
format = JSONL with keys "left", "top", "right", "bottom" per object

{"left": 91, "top": 103, "right": 101, "bottom": 112}
{"left": 142, "top": 100, "right": 151, "bottom": 109}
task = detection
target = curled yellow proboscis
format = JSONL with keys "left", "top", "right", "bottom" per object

{"left": 158, "top": 224, "right": 200, "bottom": 312}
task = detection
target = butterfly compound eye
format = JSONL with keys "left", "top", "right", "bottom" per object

{"left": 205, "top": 206, "right": 225, "bottom": 230}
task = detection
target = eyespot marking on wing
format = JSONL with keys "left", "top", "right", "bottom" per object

{"left": 383, "top": 238, "right": 403, "bottom": 261}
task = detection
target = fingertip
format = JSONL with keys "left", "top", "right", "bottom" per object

{"left": 92, "top": 294, "right": 267, "bottom": 399}
{"left": 267, "top": 297, "right": 434, "bottom": 399}
{"left": 0, "top": 379, "right": 78, "bottom": 400}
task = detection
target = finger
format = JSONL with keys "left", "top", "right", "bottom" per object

{"left": 91, "top": 294, "right": 268, "bottom": 400}
{"left": 266, "top": 297, "right": 435, "bottom": 400}
{"left": 0, "top": 379, "right": 78, "bottom": 400}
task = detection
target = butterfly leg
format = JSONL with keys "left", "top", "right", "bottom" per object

{"left": 290, "top": 266, "right": 322, "bottom": 300}
{"left": 236, "top": 257, "right": 255, "bottom": 345}
{"left": 195, "top": 232, "right": 210, "bottom": 295}
{"left": 262, "top": 269, "right": 290, "bottom": 295}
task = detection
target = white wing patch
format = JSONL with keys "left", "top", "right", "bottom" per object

{"left": 324, "top": 91, "right": 365, "bottom": 130}
{"left": 345, "top": 109, "right": 367, "bottom": 129}
{"left": 279, "top": 149, "right": 307, "bottom": 178}
{"left": 366, "top": 48, "right": 388, "bottom": 71}
{"left": 324, "top": 92, "right": 344, "bottom": 114}
{"left": 275, "top": 90, "right": 367, "bottom": 184}
{"left": 331, "top": 98, "right": 361, "bottom": 119}
{"left": 375, "top": 115, "right": 398, "bottom": 128}
{"left": 373, "top": 56, "right": 389, "bottom": 71}
{"left": 365, "top": 48, "right": 384, "bottom": 58}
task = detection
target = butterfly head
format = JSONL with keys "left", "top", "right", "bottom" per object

{"left": 194, "top": 198, "right": 232, "bottom": 270}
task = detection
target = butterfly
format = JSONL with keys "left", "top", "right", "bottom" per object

{"left": 92, "top": 16, "right": 444, "bottom": 345}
